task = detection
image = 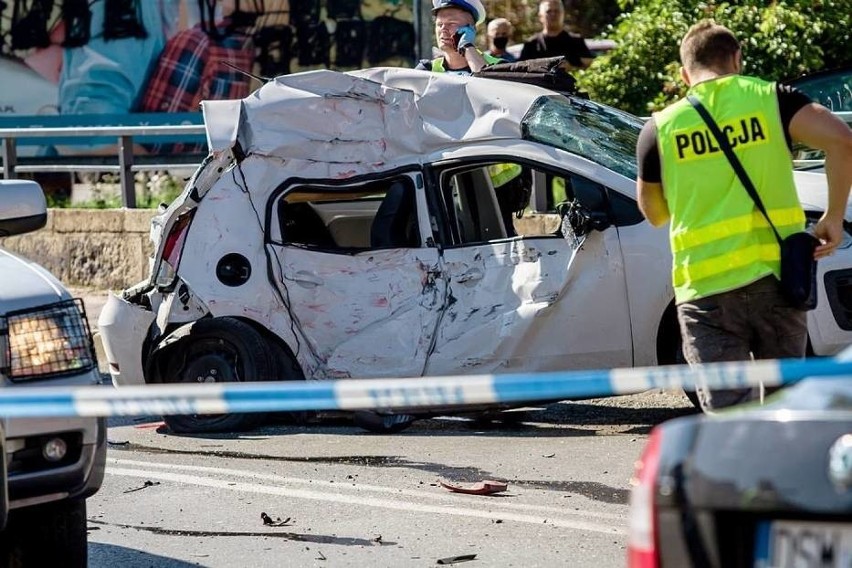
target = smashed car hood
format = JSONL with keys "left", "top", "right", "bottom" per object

{"left": 202, "top": 68, "right": 547, "bottom": 174}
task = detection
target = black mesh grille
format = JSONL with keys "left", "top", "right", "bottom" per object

{"left": 824, "top": 269, "right": 852, "bottom": 331}
{"left": 2, "top": 299, "right": 96, "bottom": 382}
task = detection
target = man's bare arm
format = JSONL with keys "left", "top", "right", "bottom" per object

{"left": 637, "top": 179, "right": 670, "bottom": 227}
{"left": 464, "top": 47, "right": 487, "bottom": 73}
{"left": 789, "top": 103, "right": 852, "bottom": 258}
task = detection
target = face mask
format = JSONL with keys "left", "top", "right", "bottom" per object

{"left": 493, "top": 37, "right": 509, "bottom": 50}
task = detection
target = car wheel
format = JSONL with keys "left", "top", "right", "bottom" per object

{"left": 0, "top": 498, "right": 87, "bottom": 567}
{"left": 265, "top": 338, "right": 312, "bottom": 425}
{"left": 161, "top": 317, "right": 275, "bottom": 433}
{"left": 353, "top": 411, "right": 417, "bottom": 434}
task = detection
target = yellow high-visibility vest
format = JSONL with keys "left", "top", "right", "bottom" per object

{"left": 655, "top": 75, "right": 804, "bottom": 303}
{"left": 430, "top": 50, "right": 503, "bottom": 72}
{"left": 487, "top": 162, "right": 522, "bottom": 188}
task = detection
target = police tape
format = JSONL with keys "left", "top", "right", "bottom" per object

{"left": 1, "top": 357, "right": 850, "bottom": 419}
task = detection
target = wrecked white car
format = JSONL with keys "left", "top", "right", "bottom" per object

{"left": 98, "top": 68, "right": 852, "bottom": 433}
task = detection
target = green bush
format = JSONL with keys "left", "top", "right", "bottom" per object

{"left": 57, "top": 171, "right": 185, "bottom": 209}
{"left": 578, "top": 0, "right": 852, "bottom": 116}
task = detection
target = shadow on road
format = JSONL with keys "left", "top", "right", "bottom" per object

{"left": 89, "top": 542, "right": 205, "bottom": 567}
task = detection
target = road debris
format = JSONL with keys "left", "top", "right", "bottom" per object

{"left": 439, "top": 479, "right": 508, "bottom": 495}
{"left": 123, "top": 480, "right": 160, "bottom": 494}
{"left": 437, "top": 553, "right": 477, "bottom": 564}
{"left": 107, "top": 439, "right": 129, "bottom": 446}
{"left": 316, "top": 550, "right": 327, "bottom": 561}
{"left": 260, "top": 512, "right": 292, "bottom": 526}
{"left": 372, "top": 534, "right": 383, "bottom": 545}
{"left": 542, "top": 453, "right": 555, "bottom": 458}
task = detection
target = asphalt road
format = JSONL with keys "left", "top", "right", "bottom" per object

{"left": 87, "top": 393, "right": 695, "bottom": 568}
{"left": 75, "top": 287, "right": 696, "bottom": 566}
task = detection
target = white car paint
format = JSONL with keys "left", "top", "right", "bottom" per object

{"left": 98, "top": 68, "right": 852, "bottom": 395}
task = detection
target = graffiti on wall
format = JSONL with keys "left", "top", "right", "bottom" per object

{"left": 0, "top": 0, "right": 416, "bottom": 128}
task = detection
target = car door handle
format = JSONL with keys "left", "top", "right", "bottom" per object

{"left": 455, "top": 268, "right": 484, "bottom": 284}
{"left": 290, "top": 271, "right": 324, "bottom": 288}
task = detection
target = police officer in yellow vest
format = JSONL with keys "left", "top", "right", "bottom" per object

{"left": 636, "top": 20, "right": 852, "bottom": 411}
{"left": 415, "top": 0, "right": 503, "bottom": 75}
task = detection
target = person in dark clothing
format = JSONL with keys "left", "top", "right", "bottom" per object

{"left": 519, "top": 0, "right": 592, "bottom": 68}
{"left": 486, "top": 17, "right": 516, "bottom": 62}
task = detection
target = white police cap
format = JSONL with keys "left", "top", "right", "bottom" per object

{"left": 431, "top": 0, "right": 486, "bottom": 26}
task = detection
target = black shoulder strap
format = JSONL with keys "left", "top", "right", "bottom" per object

{"left": 686, "top": 94, "right": 783, "bottom": 245}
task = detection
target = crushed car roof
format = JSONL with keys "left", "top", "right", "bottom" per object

{"left": 202, "top": 68, "right": 551, "bottom": 173}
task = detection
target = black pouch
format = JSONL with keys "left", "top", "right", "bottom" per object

{"left": 780, "top": 232, "right": 819, "bottom": 310}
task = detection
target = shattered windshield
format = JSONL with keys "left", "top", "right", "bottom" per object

{"left": 522, "top": 95, "right": 642, "bottom": 180}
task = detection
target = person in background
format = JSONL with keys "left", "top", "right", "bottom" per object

{"left": 519, "top": 0, "right": 592, "bottom": 69}
{"left": 486, "top": 17, "right": 516, "bottom": 62}
{"left": 415, "top": 0, "right": 501, "bottom": 75}
{"left": 636, "top": 20, "right": 852, "bottom": 411}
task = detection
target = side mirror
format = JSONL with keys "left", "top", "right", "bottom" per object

{"left": 556, "top": 200, "right": 611, "bottom": 240}
{"left": 0, "top": 180, "right": 47, "bottom": 237}
{"left": 587, "top": 210, "right": 611, "bottom": 232}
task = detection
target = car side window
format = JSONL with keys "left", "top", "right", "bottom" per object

{"left": 273, "top": 177, "right": 422, "bottom": 252}
{"left": 437, "top": 162, "right": 635, "bottom": 246}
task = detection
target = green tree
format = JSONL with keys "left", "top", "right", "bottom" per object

{"left": 578, "top": 0, "right": 852, "bottom": 116}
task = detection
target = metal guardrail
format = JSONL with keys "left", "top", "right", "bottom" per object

{"left": 0, "top": 124, "right": 207, "bottom": 208}
{"left": 2, "top": 111, "right": 848, "bottom": 207}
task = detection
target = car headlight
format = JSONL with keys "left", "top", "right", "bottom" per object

{"left": 1, "top": 300, "right": 96, "bottom": 382}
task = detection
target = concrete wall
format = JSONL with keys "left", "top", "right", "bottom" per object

{"left": 0, "top": 209, "right": 156, "bottom": 290}
{"left": 0, "top": 209, "right": 561, "bottom": 290}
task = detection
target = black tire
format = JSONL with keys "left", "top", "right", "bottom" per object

{"left": 353, "top": 411, "right": 417, "bottom": 434}
{"left": 264, "top": 338, "right": 312, "bottom": 425}
{"left": 0, "top": 498, "right": 87, "bottom": 567}
{"left": 160, "top": 318, "right": 276, "bottom": 433}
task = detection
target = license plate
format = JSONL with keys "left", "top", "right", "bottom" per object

{"left": 754, "top": 520, "right": 852, "bottom": 568}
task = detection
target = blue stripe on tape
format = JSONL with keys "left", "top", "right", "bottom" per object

{"left": 492, "top": 369, "right": 615, "bottom": 403}
{"left": 0, "top": 356, "right": 849, "bottom": 418}
{"left": 222, "top": 381, "right": 340, "bottom": 412}
{"left": 0, "top": 392, "right": 76, "bottom": 417}
{"left": 776, "top": 358, "right": 850, "bottom": 382}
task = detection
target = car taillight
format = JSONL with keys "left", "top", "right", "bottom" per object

{"left": 628, "top": 426, "right": 662, "bottom": 568}
{"left": 156, "top": 211, "right": 195, "bottom": 287}
{"left": 162, "top": 211, "right": 194, "bottom": 268}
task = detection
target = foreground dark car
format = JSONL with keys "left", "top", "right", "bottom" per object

{"left": 628, "top": 377, "right": 852, "bottom": 568}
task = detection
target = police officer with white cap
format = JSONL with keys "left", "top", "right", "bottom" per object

{"left": 415, "top": 0, "right": 502, "bottom": 75}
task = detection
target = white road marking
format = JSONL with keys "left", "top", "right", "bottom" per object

{"left": 106, "top": 461, "right": 626, "bottom": 536}
{"left": 108, "top": 457, "right": 625, "bottom": 521}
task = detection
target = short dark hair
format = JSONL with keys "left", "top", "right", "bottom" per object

{"left": 680, "top": 20, "right": 740, "bottom": 72}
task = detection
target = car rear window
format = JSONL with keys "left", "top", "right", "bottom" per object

{"left": 521, "top": 95, "right": 642, "bottom": 180}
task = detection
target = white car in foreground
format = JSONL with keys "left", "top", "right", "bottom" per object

{"left": 98, "top": 67, "right": 852, "bottom": 433}
{"left": 0, "top": 180, "right": 105, "bottom": 566}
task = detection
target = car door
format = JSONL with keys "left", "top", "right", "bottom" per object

{"left": 423, "top": 158, "right": 633, "bottom": 376}
{"left": 267, "top": 172, "right": 445, "bottom": 379}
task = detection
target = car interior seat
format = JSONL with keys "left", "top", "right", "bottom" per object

{"left": 370, "top": 181, "right": 419, "bottom": 249}
{"left": 279, "top": 200, "right": 338, "bottom": 248}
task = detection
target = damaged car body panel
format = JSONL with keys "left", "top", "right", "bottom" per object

{"left": 97, "top": 67, "right": 852, "bottom": 432}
